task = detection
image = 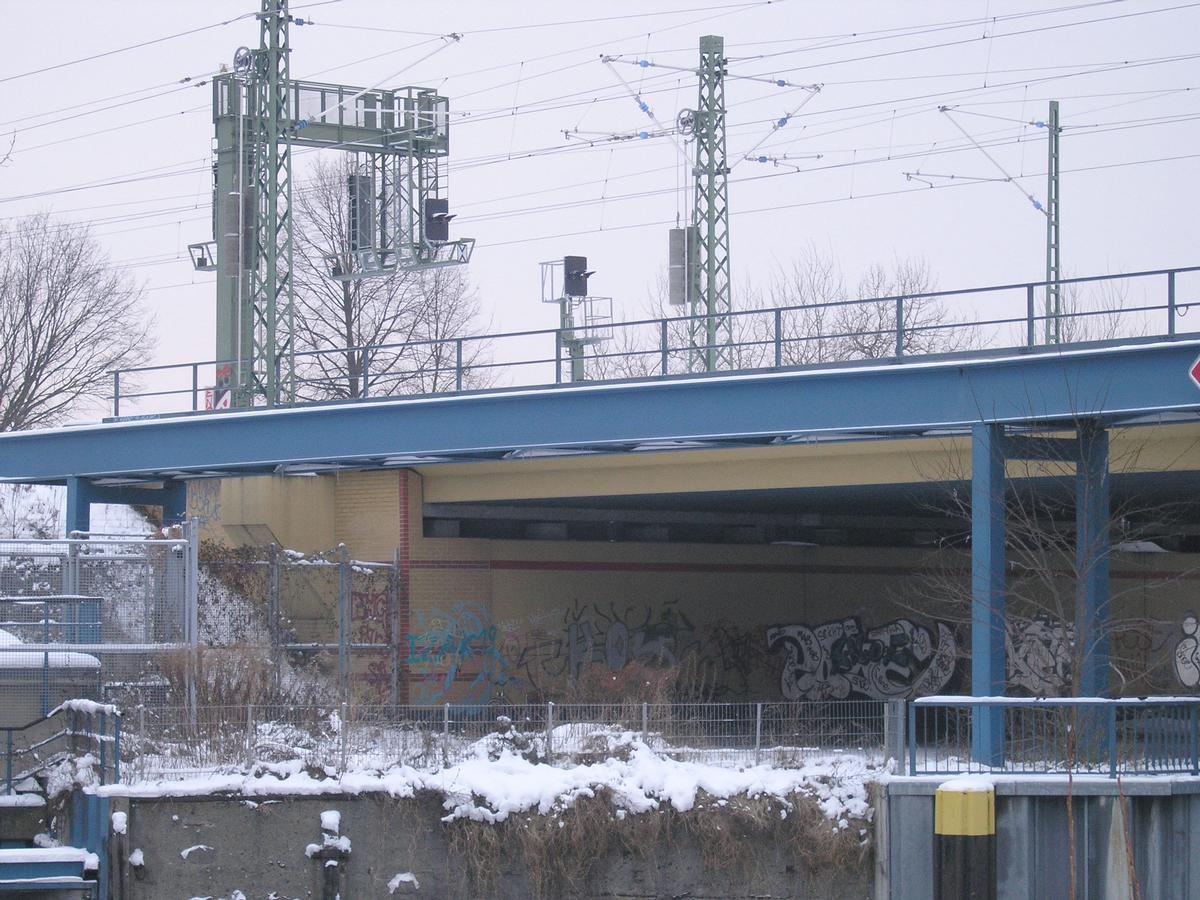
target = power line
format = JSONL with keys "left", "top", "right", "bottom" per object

{"left": 475, "top": 150, "right": 1200, "bottom": 250}
{"left": 0, "top": 12, "right": 255, "bottom": 85}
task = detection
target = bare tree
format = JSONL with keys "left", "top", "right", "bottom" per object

{"left": 1056, "top": 277, "right": 1146, "bottom": 344}
{"left": 291, "top": 157, "right": 490, "bottom": 401}
{"left": 0, "top": 213, "right": 152, "bottom": 430}
{"left": 911, "top": 426, "right": 1191, "bottom": 698}
{"left": 846, "top": 257, "right": 973, "bottom": 358}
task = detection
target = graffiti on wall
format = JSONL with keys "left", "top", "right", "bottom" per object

{"left": 497, "top": 599, "right": 706, "bottom": 699}
{"left": 188, "top": 480, "right": 221, "bottom": 522}
{"left": 1006, "top": 615, "right": 1073, "bottom": 696}
{"left": 766, "top": 617, "right": 957, "bottom": 701}
{"left": 406, "top": 602, "right": 508, "bottom": 704}
{"left": 1174, "top": 614, "right": 1200, "bottom": 689}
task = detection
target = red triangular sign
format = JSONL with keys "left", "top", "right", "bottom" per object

{"left": 1190, "top": 354, "right": 1200, "bottom": 390}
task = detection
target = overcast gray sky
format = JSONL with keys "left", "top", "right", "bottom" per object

{"left": 2, "top": 0, "right": 1198, "bottom": 410}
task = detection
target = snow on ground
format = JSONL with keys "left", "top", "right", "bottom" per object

{"left": 0, "top": 484, "right": 153, "bottom": 539}
{"left": 388, "top": 871, "right": 420, "bottom": 893}
{"left": 95, "top": 728, "right": 882, "bottom": 830}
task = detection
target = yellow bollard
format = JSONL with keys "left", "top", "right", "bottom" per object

{"left": 934, "top": 777, "right": 995, "bottom": 900}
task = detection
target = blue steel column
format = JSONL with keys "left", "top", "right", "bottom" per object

{"left": 971, "top": 423, "right": 1007, "bottom": 766}
{"left": 64, "top": 476, "right": 97, "bottom": 534}
{"left": 1075, "top": 421, "right": 1110, "bottom": 696}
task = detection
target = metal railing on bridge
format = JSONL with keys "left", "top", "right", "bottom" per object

{"left": 108, "top": 266, "right": 1200, "bottom": 418}
{"left": 908, "top": 696, "right": 1200, "bottom": 778}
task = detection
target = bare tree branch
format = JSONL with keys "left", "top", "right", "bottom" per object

{"left": 292, "top": 157, "right": 491, "bottom": 400}
{"left": 0, "top": 212, "right": 153, "bottom": 430}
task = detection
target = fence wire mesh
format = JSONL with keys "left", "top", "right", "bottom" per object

{"left": 121, "top": 700, "right": 889, "bottom": 782}
{"left": 0, "top": 535, "right": 193, "bottom": 724}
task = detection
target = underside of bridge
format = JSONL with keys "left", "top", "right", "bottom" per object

{"left": 4, "top": 341, "right": 1200, "bottom": 720}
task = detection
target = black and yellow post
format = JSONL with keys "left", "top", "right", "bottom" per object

{"left": 934, "top": 781, "right": 996, "bottom": 900}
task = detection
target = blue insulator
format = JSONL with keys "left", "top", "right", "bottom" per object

{"left": 1034, "top": 121, "right": 1046, "bottom": 129}
{"left": 777, "top": 117, "right": 789, "bottom": 128}
{"left": 757, "top": 156, "right": 768, "bottom": 163}
{"left": 294, "top": 17, "right": 307, "bottom": 25}
{"left": 775, "top": 79, "right": 786, "bottom": 86}
{"left": 638, "top": 59, "right": 651, "bottom": 68}
{"left": 638, "top": 102, "right": 649, "bottom": 112}
{"left": 1032, "top": 200, "right": 1043, "bottom": 211}
{"left": 638, "top": 131, "right": 649, "bottom": 139}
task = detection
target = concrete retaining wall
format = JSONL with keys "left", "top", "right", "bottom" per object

{"left": 110, "top": 793, "right": 874, "bottom": 899}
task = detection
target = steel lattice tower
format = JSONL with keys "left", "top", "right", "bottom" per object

{"left": 204, "top": 1, "right": 466, "bottom": 407}
{"left": 688, "top": 35, "right": 733, "bottom": 373}
{"left": 1044, "top": 100, "right": 1062, "bottom": 344}
{"left": 251, "top": 0, "right": 295, "bottom": 404}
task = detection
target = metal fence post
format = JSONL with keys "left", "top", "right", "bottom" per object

{"left": 642, "top": 702, "right": 649, "bottom": 744}
{"left": 660, "top": 320, "right": 670, "bottom": 375}
{"left": 191, "top": 364, "right": 199, "bottom": 412}
{"left": 455, "top": 339, "right": 464, "bottom": 391}
{"left": 5, "top": 730, "right": 12, "bottom": 794}
{"left": 185, "top": 519, "right": 199, "bottom": 648}
{"left": 246, "top": 703, "right": 255, "bottom": 768}
{"left": 339, "top": 701, "right": 349, "bottom": 774}
{"left": 1026, "top": 284, "right": 1036, "bottom": 347}
{"left": 885, "top": 699, "right": 906, "bottom": 773}
{"left": 1191, "top": 704, "right": 1199, "bottom": 776}
{"left": 1168, "top": 270, "right": 1177, "bottom": 337}
{"left": 554, "top": 331, "right": 563, "bottom": 384}
{"left": 361, "top": 349, "right": 371, "bottom": 398}
{"left": 895, "top": 296, "right": 905, "bottom": 358}
{"left": 754, "top": 702, "right": 763, "bottom": 766}
{"left": 442, "top": 702, "right": 450, "bottom": 764}
{"left": 113, "top": 713, "right": 121, "bottom": 784}
{"left": 388, "top": 549, "right": 400, "bottom": 708}
{"left": 112, "top": 371, "right": 121, "bottom": 418}
{"left": 1108, "top": 705, "right": 1118, "bottom": 779}
{"left": 337, "top": 543, "right": 350, "bottom": 703}
{"left": 908, "top": 702, "right": 917, "bottom": 775}
{"left": 65, "top": 540, "right": 80, "bottom": 596}
{"left": 773, "top": 308, "right": 783, "bottom": 367}
{"left": 546, "top": 701, "right": 555, "bottom": 760}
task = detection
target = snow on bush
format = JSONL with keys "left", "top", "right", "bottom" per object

{"left": 96, "top": 739, "right": 879, "bottom": 831}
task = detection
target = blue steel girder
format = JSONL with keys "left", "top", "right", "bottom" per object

{"left": 2, "top": 341, "right": 1200, "bottom": 483}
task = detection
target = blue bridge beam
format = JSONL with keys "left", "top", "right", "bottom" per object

{"left": 65, "top": 477, "right": 187, "bottom": 534}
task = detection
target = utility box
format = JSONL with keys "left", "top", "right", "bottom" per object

{"left": 668, "top": 227, "right": 698, "bottom": 306}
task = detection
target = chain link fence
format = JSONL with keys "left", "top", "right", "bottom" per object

{"left": 121, "top": 699, "right": 895, "bottom": 781}
{"left": 196, "top": 544, "right": 400, "bottom": 707}
{"left": 0, "top": 531, "right": 197, "bottom": 724}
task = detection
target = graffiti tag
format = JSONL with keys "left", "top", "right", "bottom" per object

{"left": 766, "top": 616, "right": 956, "bottom": 701}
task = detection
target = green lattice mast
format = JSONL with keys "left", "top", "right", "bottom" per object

{"left": 689, "top": 35, "right": 733, "bottom": 373}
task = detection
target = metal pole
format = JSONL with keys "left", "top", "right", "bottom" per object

{"left": 112, "top": 371, "right": 121, "bottom": 418}
{"left": 192, "top": 364, "right": 199, "bottom": 411}
{"left": 546, "top": 701, "right": 555, "bottom": 761}
{"left": 455, "top": 339, "right": 464, "bottom": 391}
{"left": 1044, "top": 99, "right": 1061, "bottom": 344}
{"left": 754, "top": 702, "right": 762, "bottom": 766}
{"left": 773, "top": 308, "right": 782, "bottom": 367}
{"left": 895, "top": 296, "right": 905, "bottom": 358}
{"left": 642, "top": 702, "right": 649, "bottom": 743}
{"left": 660, "top": 320, "right": 670, "bottom": 375}
{"left": 1168, "top": 270, "right": 1177, "bottom": 337}
{"left": 389, "top": 548, "right": 400, "bottom": 708}
{"left": 338, "top": 543, "right": 350, "bottom": 703}
{"left": 1026, "top": 284, "right": 1036, "bottom": 347}
{"left": 246, "top": 703, "right": 255, "bottom": 767}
